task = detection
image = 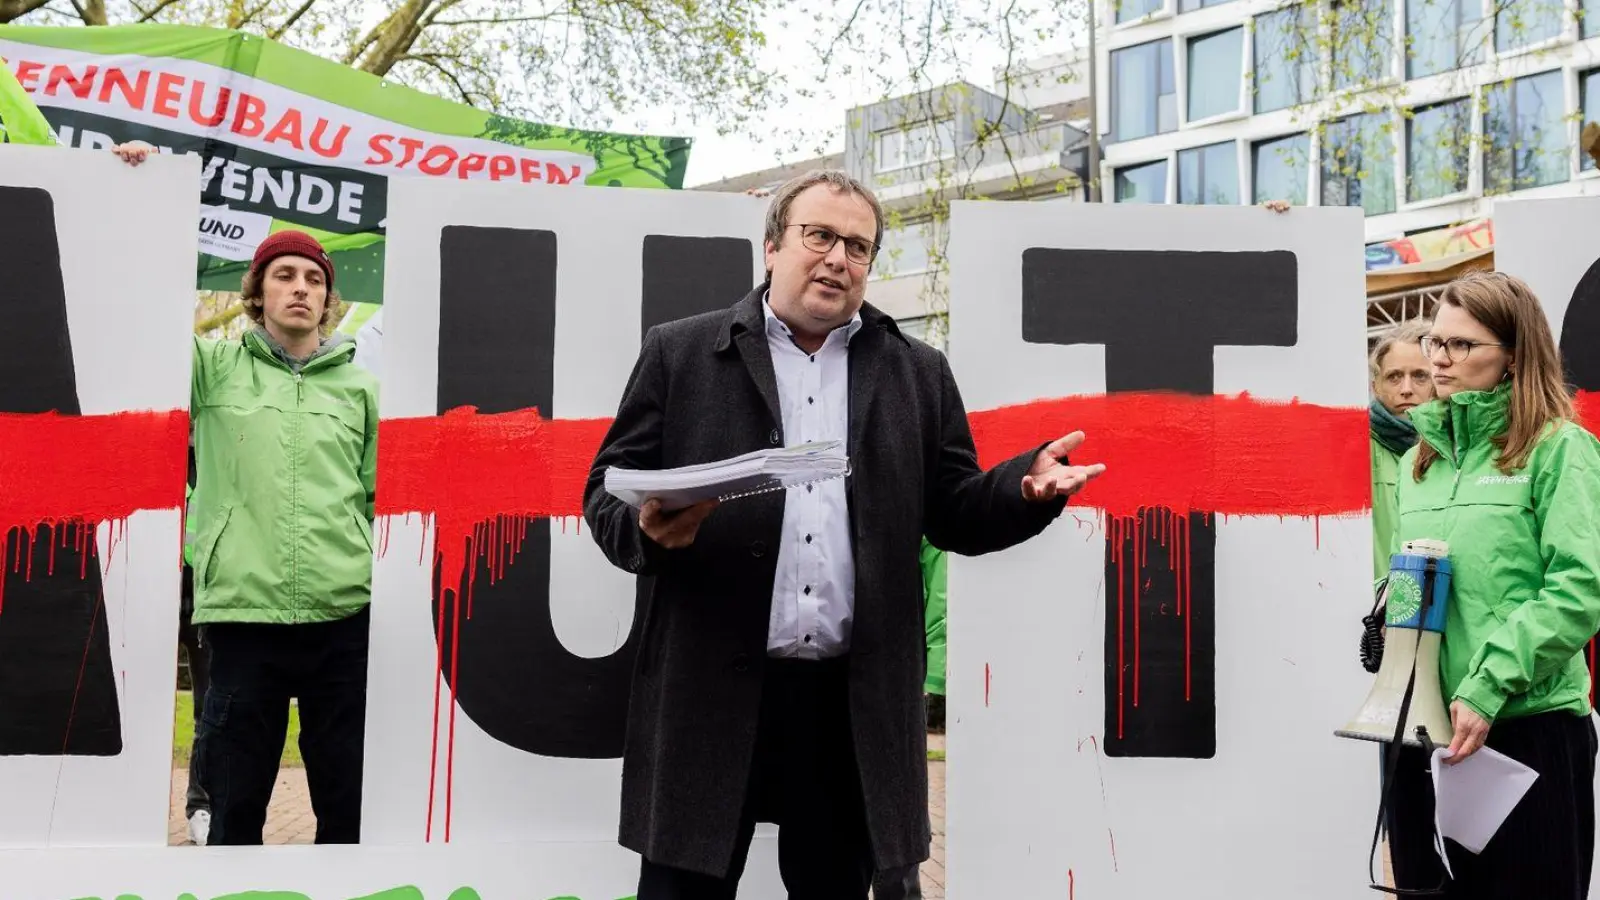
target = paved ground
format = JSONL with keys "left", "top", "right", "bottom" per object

{"left": 168, "top": 732, "right": 952, "bottom": 897}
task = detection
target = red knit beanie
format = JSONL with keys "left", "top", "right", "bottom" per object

{"left": 251, "top": 230, "right": 335, "bottom": 288}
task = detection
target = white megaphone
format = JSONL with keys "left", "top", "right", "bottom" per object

{"left": 1336, "top": 539, "right": 1453, "bottom": 747}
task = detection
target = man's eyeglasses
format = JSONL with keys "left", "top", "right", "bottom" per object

{"left": 787, "top": 224, "right": 878, "bottom": 266}
{"left": 1419, "top": 335, "right": 1507, "bottom": 363}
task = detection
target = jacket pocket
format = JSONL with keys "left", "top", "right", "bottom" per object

{"left": 354, "top": 512, "right": 374, "bottom": 554}
{"left": 196, "top": 505, "right": 233, "bottom": 592}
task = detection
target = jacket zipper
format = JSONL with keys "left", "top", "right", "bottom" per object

{"left": 1448, "top": 404, "right": 1466, "bottom": 502}
{"left": 293, "top": 371, "right": 304, "bottom": 622}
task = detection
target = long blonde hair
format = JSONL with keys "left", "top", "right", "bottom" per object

{"left": 1415, "top": 271, "right": 1574, "bottom": 479}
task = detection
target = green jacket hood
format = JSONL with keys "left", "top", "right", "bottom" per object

{"left": 1408, "top": 382, "right": 1511, "bottom": 462}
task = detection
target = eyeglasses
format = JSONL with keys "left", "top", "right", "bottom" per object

{"left": 1419, "top": 335, "right": 1506, "bottom": 363}
{"left": 787, "top": 224, "right": 878, "bottom": 266}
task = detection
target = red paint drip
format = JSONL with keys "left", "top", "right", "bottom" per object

{"left": 984, "top": 663, "right": 991, "bottom": 707}
{"left": 0, "top": 410, "right": 188, "bottom": 616}
{"left": 1069, "top": 868, "right": 1075, "bottom": 899}
{"left": 1106, "top": 509, "right": 1196, "bottom": 734}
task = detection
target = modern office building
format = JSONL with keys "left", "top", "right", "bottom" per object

{"left": 1093, "top": 0, "right": 1600, "bottom": 249}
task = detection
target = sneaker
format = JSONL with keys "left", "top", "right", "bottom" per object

{"left": 187, "top": 809, "right": 211, "bottom": 846}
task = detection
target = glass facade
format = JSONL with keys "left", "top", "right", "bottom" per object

{"left": 1178, "top": 141, "right": 1241, "bottom": 204}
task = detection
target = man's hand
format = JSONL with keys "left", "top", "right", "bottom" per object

{"left": 1442, "top": 699, "right": 1491, "bottom": 765}
{"left": 111, "top": 141, "right": 157, "bottom": 166}
{"left": 639, "top": 498, "right": 719, "bottom": 549}
{"left": 1021, "top": 431, "right": 1107, "bottom": 502}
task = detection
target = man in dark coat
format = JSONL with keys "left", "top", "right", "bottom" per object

{"left": 583, "top": 169, "right": 1105, "bottom": 899}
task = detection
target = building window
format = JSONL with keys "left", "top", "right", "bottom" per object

{"left": 1112, "top": 39, "right": 1177, "bottom": 142}
{"left": 1483, "top": 70, "right": 1568, "bottom": 194}
{"left": 1584, "top": 70, "right": 1600, "bottom": 172}
{"left": 1586, "top": 0, "right": 1599, "bottom": 37}
{"left": 1321, "top": 113, "right": 1396, "bottom": 216}
{"left": 873, "top": 222, "right": 937, "bottom": 278}
{"left": 1115, "top": 159, "right": 1170, "bottom": 203}
{"left": 1496, "top": 0, "right": 1564, "bottom": 51}
{"left": 1187, "top": 28, "right": 1245, "bottom": 122}
{"left": 1180, "top": 0, "right": 1236, "bottom": 12}
{"left": 1253, "top": 5, "right": 1318, "bottom": 113}
{"left": 1178, "top": 141, "right": 1240, "bottom": 204}
{"left": 874, "top": 119, "right": 955, "bottom": 172}
{"left": 1116, "top": 0, "right": 1164, "bottom": 25}
{"left": 1332, "top": 0, "right": 1394, "bottom": 91}
{"left": 1406, "top": 0, "right": 1487, "bottom": 79}
{"left": 1406, "top": 98, "right": 1472, "bottom": 201}
{"left": 1252, "top": 133, "right": 1310, "bottom": 205}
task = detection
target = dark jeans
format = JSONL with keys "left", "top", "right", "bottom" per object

{"left": 177, "top": 568, "right": 210, "bottom": 818}
{"left": 1387, "top": 710, "right": 1597, "bottom": 899}
{"left": 638, "top": 656, "right": 874, "bottom": 900}
{"left": 197, "top": 606, "right": 370, "bottom": 845}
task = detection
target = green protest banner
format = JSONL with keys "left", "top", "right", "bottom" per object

{"left": 0, "top": 51, "right": 55, "bottom": 145}
{"left": 0, "top": 24, "right": 692, "bottom": 303}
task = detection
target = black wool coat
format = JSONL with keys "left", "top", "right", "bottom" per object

{"left": 582, "top": 285, "right": 1064, "bottom": 877}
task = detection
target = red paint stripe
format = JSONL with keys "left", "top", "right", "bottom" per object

{"left": 0, "top": 410, "right": 189, "bottom": 526}
{"left": 969, "top": 392, "right": 1370, "bottom": 518}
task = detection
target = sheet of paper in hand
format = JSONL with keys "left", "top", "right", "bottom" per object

{"left": 605, "top": 441, "right": 850, "bottom": 510}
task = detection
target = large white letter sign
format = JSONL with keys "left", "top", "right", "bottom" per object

{"left": 944, "top": 202, "right": 1377, "bottom": 899}
{"left": 0, "top": 146, "right": 195, "bottom": 851}
{"left": 363, "top": 176, "right": 786, "bottom": 896}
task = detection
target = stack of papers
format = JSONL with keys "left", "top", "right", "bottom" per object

{"left": 605, "top": 441, "right": 850, "bottom": 511}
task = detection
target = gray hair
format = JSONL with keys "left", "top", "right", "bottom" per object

{"left": 763, "top": 169, "right": 886, "bottom": 254}
{"left": 1370, "top": 318, "right": 1432, "bottom": 380}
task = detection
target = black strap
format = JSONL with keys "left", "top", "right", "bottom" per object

{"left": 1366, "top": 558, "right": 1448, "bottom": 896}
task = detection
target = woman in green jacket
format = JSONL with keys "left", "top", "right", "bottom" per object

{"left": 1369, "top": 319, "right": 1435, "bottom": 580}
{"left": 1385, "top": 272, "right": 1600, "bottom": 899}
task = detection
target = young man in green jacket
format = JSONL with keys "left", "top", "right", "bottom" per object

{"left": 186, "top": 228, "right": 379, "bottom": 845}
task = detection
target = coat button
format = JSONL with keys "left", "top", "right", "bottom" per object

{"left": 732, "top": 653, "right": 750, "bottom": 672}
{"left": 750, "top": 541, "right": 766, "bottom": 558}
{"left": 769, "top": 428, "right": 781, "bottom": 445}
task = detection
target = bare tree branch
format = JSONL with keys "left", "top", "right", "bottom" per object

{"left": 0, "top": 0, "right": 53, "bottom": 23}
{"left": 135, "top": 0, "right": 183, "bottom": 23}
{"left": 268, "top": 0, "right": 316, "bottom": 40}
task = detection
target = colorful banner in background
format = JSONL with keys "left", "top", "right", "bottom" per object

{"left": 0, "top": 24, "right": 692, "bottom": 303}
{"left": 1364, "top": 217, "right": 1494, "bottom": 270}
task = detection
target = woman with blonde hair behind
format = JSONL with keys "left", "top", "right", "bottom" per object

{"left": 1385, "top": 271, "right": 1600, "bottom": 898}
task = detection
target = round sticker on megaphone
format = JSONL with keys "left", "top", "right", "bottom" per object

{"left": 1385, "top": 572, "right": 1423, "bottom": 625}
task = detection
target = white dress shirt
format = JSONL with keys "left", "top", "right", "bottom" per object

{"left": 763, "top": 297, "right": 861, "bottom": 659}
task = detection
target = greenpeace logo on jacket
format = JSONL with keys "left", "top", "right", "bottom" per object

{"left": 1396, "top": 382, "right": 1600, "bottom": 724}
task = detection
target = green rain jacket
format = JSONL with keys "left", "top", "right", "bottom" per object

{"left": 0, "top": 62, "right": 56, "bottom": 145}
{"left": 1396, "top": 383, "right": 1600, "bottom": 722}
{"left": 921, "top": 538, "right": 947, "bottom": 696}
{"left": 187, "top": 328, "right": 379, "bottom": 625}
{"left": 1371, "top": 436, "right": 1403, "bottom": 581}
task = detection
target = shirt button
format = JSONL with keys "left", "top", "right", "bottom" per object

{"left": 769, "top": 428, "right": 780, "bottom": 444}
{"left": 804, "top": 585, "right": 811, "bottom": 595}
{"left": 808, "top": 397, "right": 814, "bottom": 404}
{"left": 809, "top": 355, "right": 816, "bottom": 363}
{"left": 805, "top": 534, "right": 812, "bottom": 544}
{"left": 804, "top": 634, "right": 812, "bottom": 644}
{"left": 806, "top": 484, "right": 813, "bottom": 493}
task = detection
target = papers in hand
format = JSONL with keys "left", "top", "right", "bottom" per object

{"left": 605, "top": 441, "right": 850, "bottom": 511}
{"left": 1428, "top": 745, "right": 1539, "bottom": 875}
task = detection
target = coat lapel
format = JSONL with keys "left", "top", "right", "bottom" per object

{"left": 720, "top": 287, "right": 784, "bottom": 435}
{"left": 847, "top": 306, "right": 892, "bottom": 468}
